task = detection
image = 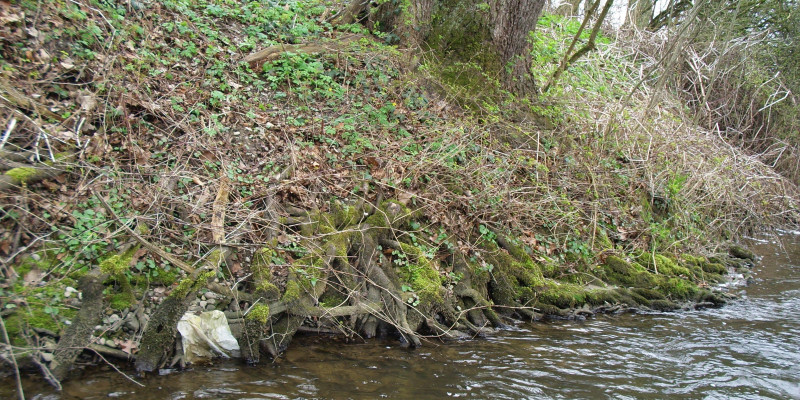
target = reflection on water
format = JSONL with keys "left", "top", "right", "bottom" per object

{"left": 7, "top": 235, "right": 800, "bottom": 400}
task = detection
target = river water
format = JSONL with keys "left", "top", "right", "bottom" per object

{"left": 7, "top": 233, "right": 800, "bottom": 400}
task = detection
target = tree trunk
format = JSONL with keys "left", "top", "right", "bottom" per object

{"left": 490, "top": 0, "right": 546, "bottom": 93}
{"left": 627, "top": 0, "right": 653, "bottom": 29}
{"left": 373, "top": 0, "right": 435, "bottom": 48}
{"left": 340, "top": 0, "right": 545, "bottom": 93}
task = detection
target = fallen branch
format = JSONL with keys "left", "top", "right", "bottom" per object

{"left": 0, "top": 152, "right": 74, "bottom": 191}
{"left": 0, "top": 79, "right": 63, "bottom": 121}
{"left": 87, "top": 343, "right": 135, "bottom": 361}
{"left": 243, "top": 34, "right": 363, "bottom": 69}
{"left": 95, "top": 190, "right": 196, "bottom": 275}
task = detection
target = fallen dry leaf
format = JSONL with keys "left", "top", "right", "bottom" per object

{"left": 115, "top": 338, "right": 138, "bottom": 354}
{"left": 23, "top": 269, "right": 45, "bottom": 286}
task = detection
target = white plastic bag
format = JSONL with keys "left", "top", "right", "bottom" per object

{"left": 177, "top": 310, "right": 241, "bottom": 363}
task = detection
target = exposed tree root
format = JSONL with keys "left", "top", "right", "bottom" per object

{"left": 24, "top": 190, "right": 749, "bottom": 385}
{"left": 50, "top": 274, "right": 105, "bottom": 382}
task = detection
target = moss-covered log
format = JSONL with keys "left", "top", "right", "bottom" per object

{"left": 0, "top": 152, "right": 74, "bottom": 191}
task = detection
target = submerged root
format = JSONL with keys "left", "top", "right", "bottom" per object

{"left": 87, "top": 198, "right": 749, "bottom": 375}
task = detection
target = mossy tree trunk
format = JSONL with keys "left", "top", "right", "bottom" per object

{"left": 49, "top": 275, "right": 105, "bottom": 382}
{"left": 336, "top": 0, "right": 546, "bottom": 94}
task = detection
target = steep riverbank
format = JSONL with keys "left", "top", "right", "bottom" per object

{"left": 1, "top": 0, "right": 799, "bottom": 390}
{"left": 4, "top": 233, "right": 800, "bottom": 399}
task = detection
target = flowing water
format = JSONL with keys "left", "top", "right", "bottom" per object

{"left": 5, "top": 233, "right": 800, "bottom": 399}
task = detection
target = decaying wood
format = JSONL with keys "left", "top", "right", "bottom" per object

{"left": 87, "top": 343, "right": 135, "bottom": 361}
{"left": 211, "top": 177, "right": 230, "bottom": 244}
{"left": 0, "top": 152, "right": 75, "bottom": 191}
{"left": 243, "top": 34, "right": 362, "bottom": 69}
{"left": 50, "top": 274, "right": 106, "bottom": 383}
{"left": 0, "top": 78, "right": 63, "bottom": 121}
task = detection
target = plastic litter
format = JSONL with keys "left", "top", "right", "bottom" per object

{"left": 177, "top": 310, "right": 240, "bottom": 363}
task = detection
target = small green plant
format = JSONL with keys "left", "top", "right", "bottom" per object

{"left": 262, "top": 52, "right": 344, "bottom": 100}
{"left": 478, "top": 224, "right": 497, "bottom": 244}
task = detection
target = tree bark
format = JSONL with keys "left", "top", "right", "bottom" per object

{"left": 489, "top": 0, "right": 546, "bottom": 94}
{"left": 372, "top": 0, "right": 434, "bottom": 48}
{"left": 346, "top": 0, "right": 545, "bottom": 94}
{"left": 627, "top": 0, "right": 653, "bottom": 29}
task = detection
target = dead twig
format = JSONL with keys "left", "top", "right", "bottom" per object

{"left": 93, "top": 189, "right": 196, "bottom": 274}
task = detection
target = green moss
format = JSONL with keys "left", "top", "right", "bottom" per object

{"left": 99, "top": 250, "right": 138, "bottom": 310}
{"left": 649, "top": 299, "right": 679, "bottom": 311}
{"left": 299, "top": 210, "right": 336, "bottom": 236}
{"left": 702, "top": 261, "right": 727, "bottom": 275}
{"left": 538, "top": 303, "right": 567, "bottom": 316}
{"left": 5, "top": 167, "right": 37, "bottom": 184}
{"left": 631, "top": 287, "right": 666, "bottom": 300}
{"left": 658, "top": 277, "right": 698, "bottom": 300}
{"left": 171, "top": 278, "right": 194, "bottom": 298}
{"left": 365, "top": 200, "right": 414, "bottom": 229}
{"left": 649, "top": 254, "right": 692, "bottom": 277}
{"left": 246, "top": 303, "right": 271, "bottom": 324}
{"left": 583, "top": 289, "right": 614, "bottom": 306}
{"left": 467, "top": 257, "right": 491, "bottom": 287}
{"left": 256, "top": 281, "right": 280, "bottom": 298}
{"left": 206, "top": 249, "right": 225, "bottom": 268}
{"left": 394, "top": 242, "right": 445, "bottom": 308}
{"left": 251, "top": 245, "right": 278, "bottom": 283}
{"left": 481, "top": 240, "right": 544, "bottom": 287}
{"left": 100, "top": 254, "right": 131, "bottom": 276}
{"left": 411, "top": 263, "right": 445, "bottom": 308}
{"left": 536, "top": 281, "right": 588, "bottom": 309}
{"left": 603, "top": 256, "right": 655, "bottom": 287}
{"left": 326, "top": 231, "right": 353, "bottom": 260}
{"left": 696, "top": 289, "right": 726, "bottom": 306}
{"left": 541, "top": 259, "right": 560, "bottom": 279}
{"left": 110, "top": 291, "right": 135, "bottom": 310}
{"left": 155, "top": 269, "right": 178, "bottom": 286}
{"left": 4, "top": 306, "right": 62, "bottom": 345}
{"left": 594, "top": 228, "right": 614, "bottom": 250}
{"left": 729, "top": 245, "right": 755, "bottom": 261}
{"left": 136, "top": 222, "right": 150, "bottom": 236}
{"left": 3, "top": 315, "right": 29, "bottom": 346}
{"left": 320, "top": 290, "right": 347, "bottom": 308}
{"left": 605, "top": 256, "right": 633, "bottom": 275}
{"left": 329, "top": 201, "right": 362, "bottom": 228}
{"left": 680, "top": 254, "right": 702, "bottom": 266}
{"left": 613, "top": 289, "right": 641, "bottom": 307}
{"left": 170, "top": 270, "right": 215, "bottom": 299}
{"left": 282, "top": 279, "right": 302, "bottom": 303}
{"left": 128, "top": 270, "right": 175, "bottom": 287}
{"left": 426, "top": 1, "right": 506, "bottom": 108}
{"left": 364, "top": 212, "right": 389, "bottom": 228}
{"left": 498, "top": 236, "right": 530, "bottom": 262}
